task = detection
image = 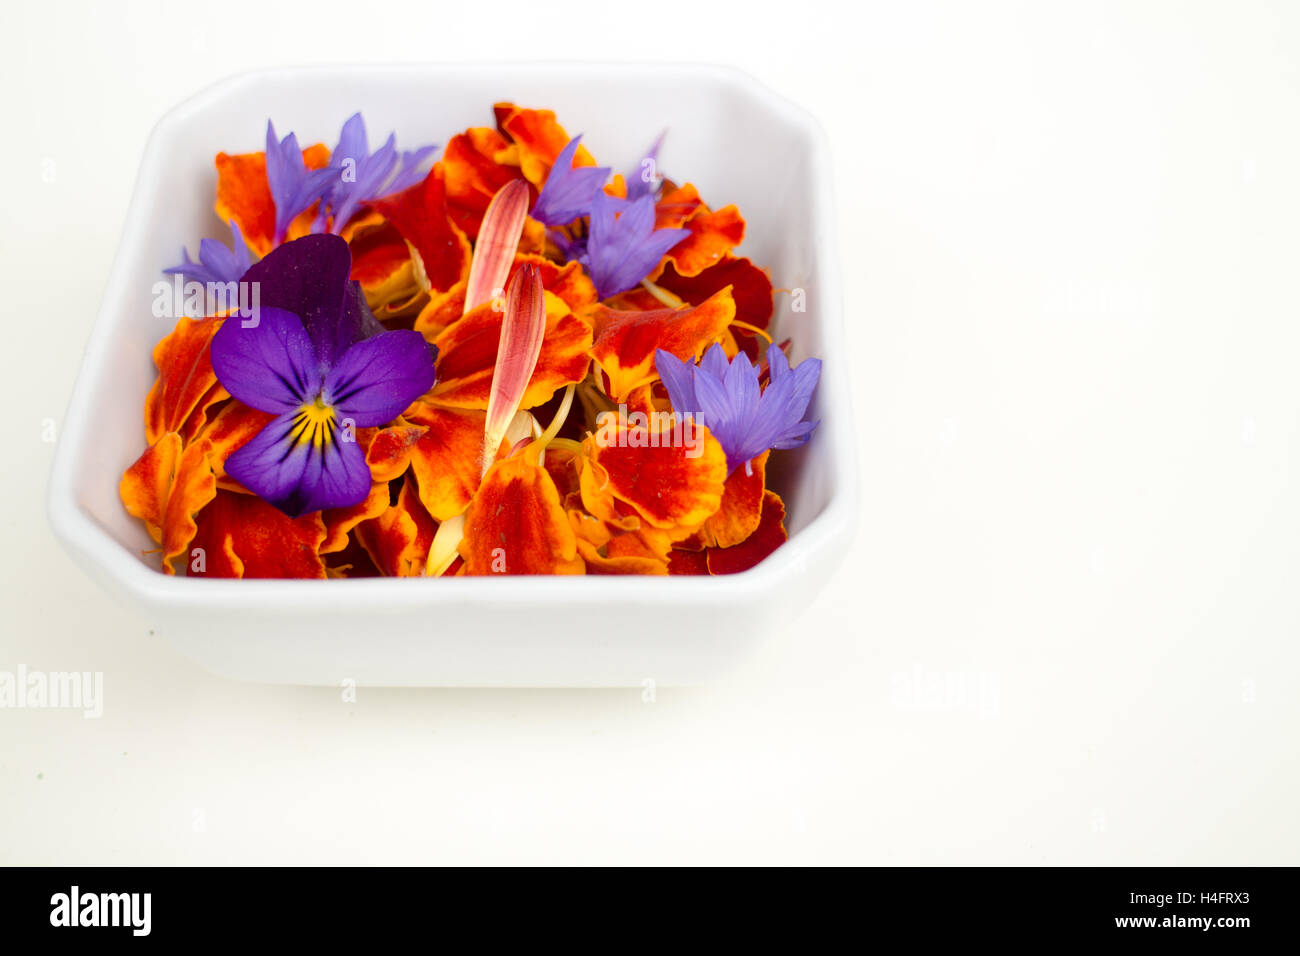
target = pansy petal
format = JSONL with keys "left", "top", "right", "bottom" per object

{"left": 237, "top": 233, "right": 364, "bottom": 368}
{"left": 223, "top": 408, "right": 371, "bottom": 516}
{"left": 586, "top": 286, "right": 735, "bottom": 401}
{"left": 209, "top": 306, "right": 320, "bottom": 414}
{"left": 459, "top": 456, "right": 584, "bottom": 575}
{"left": 325, "top": 330, "right": 436, "bottom": 427}
{"left": 194, "top": 399, "right": 277, "bottom": 485}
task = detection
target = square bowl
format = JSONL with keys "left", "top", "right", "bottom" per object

{"left": 48, "top": 63, "right": 858, "bottom": 687}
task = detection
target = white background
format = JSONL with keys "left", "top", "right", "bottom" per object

{"left": 2, "top": 0, "right": 1298, "bottom": 864}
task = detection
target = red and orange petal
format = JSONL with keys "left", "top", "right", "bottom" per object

{"left": 581, "top": 422, "right": 727, "bottom": 533}
{"left": 654, "top": 182, "right": 707, "bottom": 229}
{"left": 369, "top": 163, "right": 472, "bottom": 295}
{"left": 704, "top": 491, "right": 788, "bottom": 574}
{"left": 402, "top": 403, "right": 487, "bottom": 521}
{"left": 120, "top": 431, "right": 183, "bottom": 543}
{"left": 190, "top": 400, "right": 276, "bottom": 486}
{"left": 161, "top": 439, "right": 219, "bottom": 574}
{"left": 190, "top": 489, "right": 327, "bottom": 578}
{"left": 658, "top": 203, "right": 745, "bottom": 278}
{"left": 585, "top": 286, "right": 735, "bottom": 402}
{"left": 355, "top": 477, "right": 436, "bottom": 577}
{"left": 698, "top": 450, "right": 768, "bottom": 549}
{"left": 493, "top": 102, "right": 597, "bottom": 189}
{"left": 120, "top": 433, "right": 219, "bottom": 575}
{"left": 365, "top": 420, "right": 429, "bottom": 483}
{"left": 214, "top": 144, "right": 330, "bottom": 257}
{"left": 656, "top": 255, "right": 773, "bottom": 331}
{"left": 574, "top": 525, "right": 670, "bottom": 576}
{"left": 144, "top": 315, "right": 227, "bottom": 446}
{"left": 459, "top": 455, "right": 584, "bottom": 575}
{"left": 514, "top": 254, "right": 598, "bottom": 312}
{"left": 347, "top": 217, "right": 419, "bottom": 307}
{"left": 441, "top": 127, "right": 527, "bottom": 239}
{"left": 426, "top": 292, "right": 592, "bottom": 410}
{"left": 320, "top": 482, "right": 391, "bottom": 555}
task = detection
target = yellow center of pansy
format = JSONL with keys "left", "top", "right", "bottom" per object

{"left": 290, "top": 395, "right": 338, "bottom": 450}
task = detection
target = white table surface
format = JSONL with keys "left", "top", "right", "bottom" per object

{"left": 2, "top": 0, "right": 1297, "bottom": 865}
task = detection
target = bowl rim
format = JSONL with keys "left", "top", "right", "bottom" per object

{"left": 47, "top": 61, "right": 859, "bottom": 609}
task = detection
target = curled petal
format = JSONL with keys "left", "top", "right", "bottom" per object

{"left": 464, "top": 179, "right": 531, "bottom": 312}
{"left": 481, "top": 263, "right": 546, "bottom": 475}
{"left": 355, "top": 477, "right": 436, "bottom": 577}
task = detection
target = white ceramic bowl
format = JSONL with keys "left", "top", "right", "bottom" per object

{"left": 48, "top": 63, "right": 857, "bottom": 686}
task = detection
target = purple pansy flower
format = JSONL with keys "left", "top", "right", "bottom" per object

{"left": 624, "top": 130, "right": 666, "bottom": 202}
{"left": 582, "top": 191, "right": 689, "bottom": 299}
{"left": 316, "top": 112, "right": 438, "bottom": 234}
{"left": 164, "top": 222, "right": 254, "bottom": 286}
{"left": 266, "top": 121, "right": 338, "bottom": 245}
{"left": 210, "top": 234, "right": 436, "bottom": 516}
{"left": 655, "top": 342, "right": 822, "bottom": 477}
{"left": 532, "top": 135, "right": 611, "bottom": 227}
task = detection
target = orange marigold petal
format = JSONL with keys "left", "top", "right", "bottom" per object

{"left": 348, "top": 218, "right": 418, "bottom": 307}
{"left": 369, "top": 163, "right": 472, "bottom": 295}
{"left": 442, "top": 127, "right": 527, "bottom": 239}
{"left": 403, "top": 404, "right": 487, "bottom": 521}
{"left": 656, "top": 255, "right": 773, "bottom": 331}
{"left": 365, "top": 420, "right": 429, "bottom": 483}
{"left": 120, "top": 431, "right": 183, "bottom": 543}
{"left": 145, "top": 315, "right": 226, "bottom": 446}
{"left": 494, "top": 103, "right": 597, "bottom": 188}
{"left": 190, "top": 489, "right": 327, "bottom": 579}
{"left": 320, "top": 482, "right": 391, "bottom": 555}
{"left": 193, "top": 400, "right": 277, "bottom": 485}
{"left": 583, "top": 422, "right": 727, "bottom": 532}
{"left": 586, "top": 286, "right": 735, "bottom": 402}
{"left": 427, "top": 293, "right": 592, "bottom": 410}
{"left": 705, "top": 491, "right": 788, "bottom": 574}
{"left": 214, "top": 144, "right": 329, "bottom": 257}
{"left": 459, "top": 455, "right": 583, "bottom": 575}
{"left": 355, "top": 478, "right": 435, "bottom": 578}
{"left": 699, "top": 451, "right": 768, "bottom": 549}
{"left": 660, "top": 203, "right": 746, "bottom": 278}
{"left": 160, "top": 439, "right": 218, "bottom": 575}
